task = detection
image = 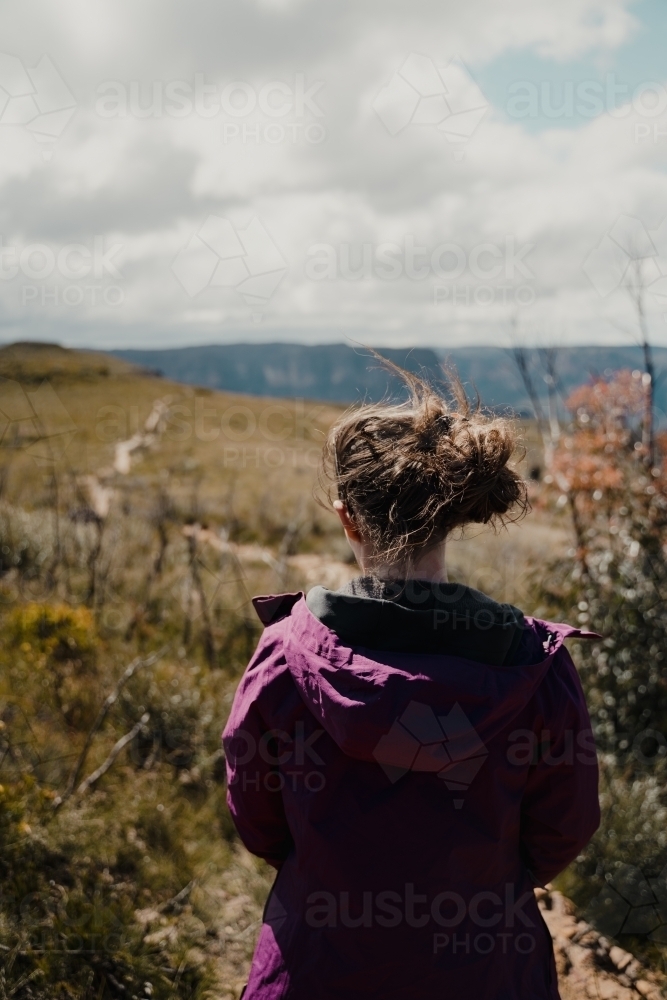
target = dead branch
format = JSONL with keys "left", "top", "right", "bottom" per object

{"left": 566, "top": 491, "right": 589, "bottom": 577}
{"left": 509, "top": 345, "right": 547, "bottom": 435}
{"left": 85, "top": 517, "right": 105, "bottom": 605}
{"left": 625, "top": 255, "right": 655, "bottom": 466}
{"left": 152, "top": 494, "right": 171, "bottom": 578}
{"left": 125, "top": 492, "right": 172, "bottom": 640}
{"left": 53, "top": 646, "right": 167, "bottom": 810}
{"left": 74, "top": 713, "right": 149, "bottom": 799}
{"left": 48, "top": 468, "right": 62, "bottom": 579}
{"left": 158, "top": 878, "right": 197, "bottom": 915}
{"left": 538, "top": 347, "right": 561, "bottom": 446}
{"left": 275, "top": 504, "right": 306, "bottom": 583}
{"left": 181, "top": 523, "right": 256, "bottom": 618}
{"left": 184, "top": 526, "right": 216, "bottom": 667}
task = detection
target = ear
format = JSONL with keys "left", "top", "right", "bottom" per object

{"left": 333, "top": 500, "right": 362, "bottom": 542}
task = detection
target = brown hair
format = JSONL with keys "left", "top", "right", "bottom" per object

{"left": 319, "top": 356, "right": 528, "bottom": 567}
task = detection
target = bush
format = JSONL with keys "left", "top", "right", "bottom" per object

{"left": 536, "top": 370, "right": 667, "bottom": 969}
{"left": 7, "top": 604, "right": 98, "bottom": 731}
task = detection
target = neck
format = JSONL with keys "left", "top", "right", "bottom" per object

{"left": 359, "top": 542, "right": 448, "bottom": 583}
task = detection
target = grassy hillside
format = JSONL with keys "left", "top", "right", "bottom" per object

{"left": 0, "top": 342, "right": 572, "bottom": 999}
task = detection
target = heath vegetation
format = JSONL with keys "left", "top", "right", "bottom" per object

{"left": 0, "top": 343, "right": 666, "bottom": 996}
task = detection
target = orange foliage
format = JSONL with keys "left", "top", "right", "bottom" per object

{"left": 552, "top": 370, "right": 654, "bottom": 498}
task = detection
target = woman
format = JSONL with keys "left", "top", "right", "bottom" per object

{"left": 223, "top": 366, "right": 600, "bottom": 999}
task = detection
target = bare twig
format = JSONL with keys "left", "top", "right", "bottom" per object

{"left": 54, "top": 646, "right": 167, "bottom": 809}
{"left": 86, "top": 518, "right": 105, "bottom": 605}
{"left": 0, "top": 457, "right": 12, "bottom": 502}
{"left": 567, "top": 491, "right": 589, "bottom": 577}
{"left": 125, "top": 491, "right": 172, "bottom": 640}
{"left": 538, "top": 347, "right": 561, "bottom": 446}
{"left": 185, "top": 527, "right": 216, "bottom": 667}
{"left": 151, "top": 521, "right": 169, "bottom": 579}
{"left": 0, "top": 966, "right": 42, "bottom": 996}
{"left": 181, "top": 523, "right": 255, "bottom": 620}
{"left": 275, "top": 507, "right": 305, "bottom": 584}
{"left": 94, "top": 520, "right": 121, "bottom": 614}
{"left": 158, "top": 878, "right": 197, "bottom": 914}
{"left": 172, "top": 957, "right": 189, "bottom": 993}
{"left": 29, "top": 411, "right": 63, "bottom": 581}
{"left": 74, "top": 714, "right": 149, "bottom": 799}
{"left": 510, "top": 345, "right": 547, "bottom": 432}
{"left": 48, "top": 468, "right": 62, "bottom": 579}
{"left": 510, "top": 335, "right": 590, "bottom": 573}
{"left": 625, "top": 255, "right": 655, "bottom": 466}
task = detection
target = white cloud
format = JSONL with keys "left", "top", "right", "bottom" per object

{"left": 1, "top": 0, "right": 666, "bottom": 350}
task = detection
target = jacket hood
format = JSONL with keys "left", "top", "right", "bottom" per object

{"left": 305, "top": 577, "right": 526, "bottom": 664}
{"left": 252, "top": 593, "right": 597, "bottom": 782}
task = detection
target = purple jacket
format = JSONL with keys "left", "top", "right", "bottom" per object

{"left": 223, "top": 593, "right": 600, "bottom": 1000}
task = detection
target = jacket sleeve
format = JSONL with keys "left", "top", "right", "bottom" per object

{"left": 519, "top": 646, "right": 600, "bottom": 887}
{"left": 222, "top": 629, "right": 294, "bottom": 869}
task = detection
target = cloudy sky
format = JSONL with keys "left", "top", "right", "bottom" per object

{"left": 1, "top": 0, "right": 667, "bottom": 351}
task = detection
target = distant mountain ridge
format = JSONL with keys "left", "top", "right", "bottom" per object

{"left": 110, "top": 344, "right": 441, "bottom": 404}
{"left": 110, "top": 342, "right": 667, "bottom": 416}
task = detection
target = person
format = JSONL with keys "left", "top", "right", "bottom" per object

{"left": 223, "top": 363, "right": 600, "bottom": 1000}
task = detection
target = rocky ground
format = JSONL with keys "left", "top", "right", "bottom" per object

{"left": 188, "top": 855, "right": 667, "bottom": 999}
{"left": 538, "top": 888, "right": 666, "bottom": 999}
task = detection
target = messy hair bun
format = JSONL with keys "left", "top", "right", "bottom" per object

{"left": 319, "top": 355, "right": 528, "bottom": 566}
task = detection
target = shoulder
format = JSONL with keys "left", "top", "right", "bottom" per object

{"left": 233, "top": 592, "right": 302, "bottom": 684}
{"left": 511, "top": 617, "right": 549, "bottom": 665}
{"left": 240, "top": 621, "right": 290, "bottom": 690}
{"left": 226, "top": 595, "right": 301, "bottom": 720}
{"left": 527, "top": 617, "right": 593, "bottom": 719}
